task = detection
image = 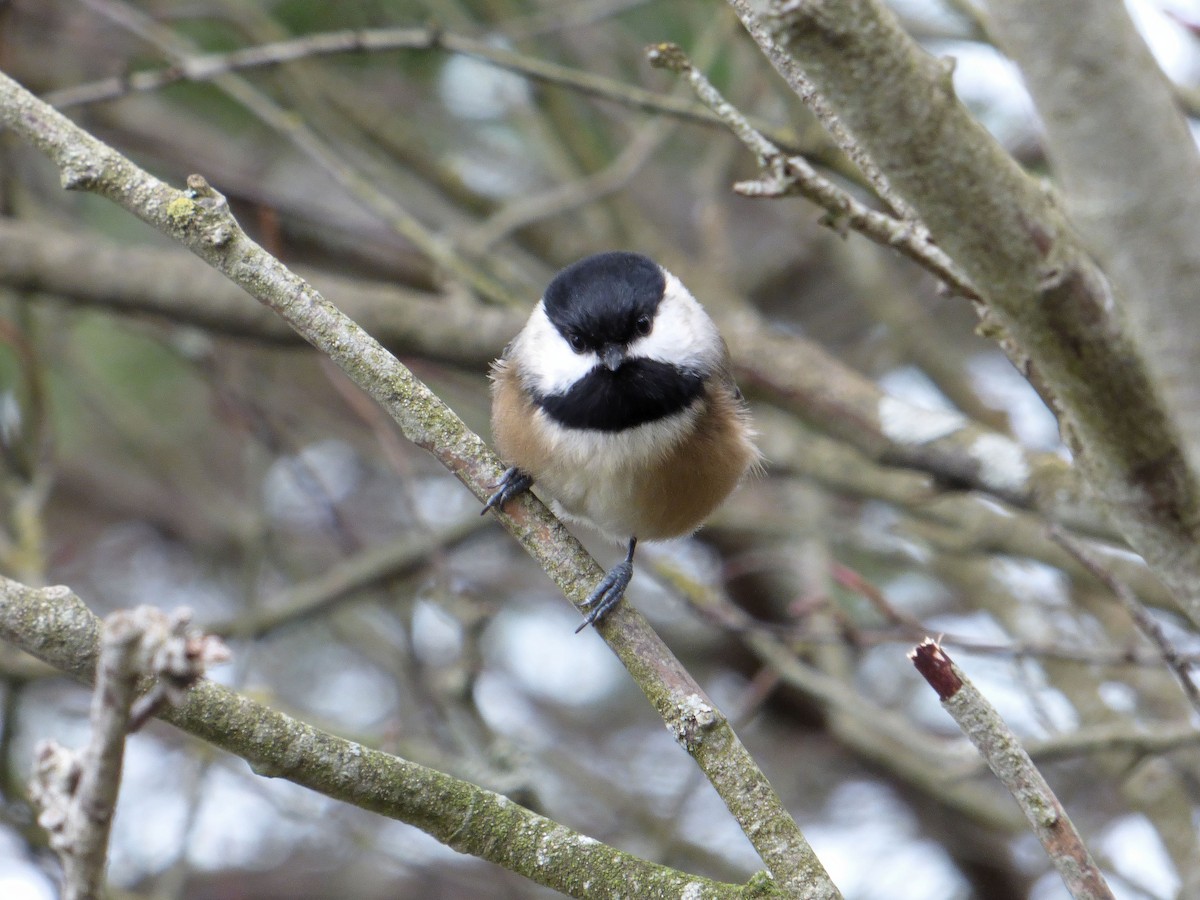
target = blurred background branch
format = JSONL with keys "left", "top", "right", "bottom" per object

{"left": 0, "top": 61, "right": 837, "bottom": 898}
{"left": 2, "top": 0, "right": 1200, "bottom": 897}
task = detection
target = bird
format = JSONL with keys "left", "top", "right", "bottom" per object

{"left": 482, "top": 251, "right": 759, "bottom": 632}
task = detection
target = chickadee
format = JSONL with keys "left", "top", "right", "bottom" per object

{"left": 482, "top": 251, "right": 759, "bottom": 631}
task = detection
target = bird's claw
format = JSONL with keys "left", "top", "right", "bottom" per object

{"left": 575, "top": 537, "right": 638, "bottom": 633}
{"left": 574, "top": 560, "right": 633, "bottom": 633}
{"left": 481, "top": 467, "right": 533, "bottom": 515}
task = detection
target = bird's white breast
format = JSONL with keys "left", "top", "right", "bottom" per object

{"left": 530, "top": 403, "right": 701, "bottom": 541}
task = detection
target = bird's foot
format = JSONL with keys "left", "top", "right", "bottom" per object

{"left": 575, "top": 538, "right": 637, "bottom": 633}
{"left": 481, "top": 467, "right": 533, "bottom": 515}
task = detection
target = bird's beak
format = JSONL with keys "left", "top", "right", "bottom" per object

{"left": 600, "top": 344, "right": 626, "bottom": 371}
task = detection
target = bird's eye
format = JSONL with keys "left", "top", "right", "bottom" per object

{"left": 567, "top": 333, "right": 587, "bottom": 353}
{"left": 635, "top": 314, "right": 652, "bottom": 337}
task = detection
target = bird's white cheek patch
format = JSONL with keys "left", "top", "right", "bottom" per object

{"left": 512, "top": 302, "right": 596, "bottom": 396}
{"left": 629, "top": 271, "right": 722, "bottom": 373}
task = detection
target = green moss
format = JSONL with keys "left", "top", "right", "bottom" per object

{"left": 167, "top": 195, "right": 197, "bottom": 224}
{"left": 746, "top": 870, "right": 778, "bottom": 896}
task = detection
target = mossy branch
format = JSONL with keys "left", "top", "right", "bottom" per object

{"left": 0, "top": 576, "right": 778, "bottom": 900}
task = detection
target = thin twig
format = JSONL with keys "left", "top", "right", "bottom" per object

{"left": 75, "top": 0, "right": 520, "bottom": 306}
{"left": 910, "top": 639, "right": 1115, "bottom": 900}
{"left": 0, "top": 219, "right": 522, "bottom": 366}
{"left": 29, "top": 607, "right": 229, "bottom": 900}
{"left": 41, "top": 22, "right": 800, "bottom": 155}
{"left": 501, "top": 0, "right": 654, "bottom": 39}
{"left": 1020, "top": 722, "right": 1200, "bottom": 764}
{"left": 646, "top": 42, "right": 979, "bottom": 301}
{"left": 207, "top": 517, "right": 489, "bottom": 639}
{"left": 1049, "top": 526, "right": 1200, "bottom": 716}
{"left": 461, "top": 120, "right": 671, "bottom": 251}
{"left": 725, "top": 0, "right": 920, "bottom": 222}
{"left": 30, "top": 614, "right": 140, "bottom": 900}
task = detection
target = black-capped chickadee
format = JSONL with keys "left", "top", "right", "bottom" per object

{"left": 482, "top": 251, "right": 760, "bottom": 631}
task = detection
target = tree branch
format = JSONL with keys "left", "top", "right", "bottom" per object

{"left": 207, "top": 517, "right": 488, "bottom": 640}
{"left": 0, "top": 219, "right": 521, "bottom": 367}
{"left": 1, "top": 577, "right": 773, "bottom": 900}
{"left": 78, "top": 0, "right": 520, "bottom": 307}
{"left": 726, "top": 311, "right": 1111, "bottom": 539}
{"left": 756, "top": 410, "right": 1172, "bottom": 609}
{"left": 646, "top": 42, "right": 978, "bottom": 301}
{"left": 0, "top": 70, "right": 838, "bottom": 899}
{"left": 28, "top": 606, "right": 228, "bottom": 900}
{"left": 1048, "top": 527, "right": 1200, "bottom": 716}
{"left": 30, "top": 614, "right": 140, "bottom": 900}
{"left": 40, "top": 21, "right": 837, "bottom": 172}
{"left": 987, "top": 0, "right": 1200, "bottom": 480}
{"left": 910, "top": 640, "right": 1115, "bottom": 900}
{"left": 729, "top": 0, "right": 1200, "bottom": 630}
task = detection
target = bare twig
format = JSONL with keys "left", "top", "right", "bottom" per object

{"left": 910, "top": 639, "right": 1115, "bottom": 900}
{"left": 654, "top": 557, "right": 1024, "bottom": 830}
{"left": 461, "top": 120, "right": 671, "bottom": 251}
{"left": 75, "top": 0, "right": 520, "bottom": 306}
{"left": 646, "top": 42, "right": 979, "bottom": 301}
{"left": 30, "top": 615, "right": 139, "bottom": 900}
{"left": 724, "top": 0, "right": 919, "bottom": 221}
{"left": 1048, "top": 527, "right": 1200, "bottom": 715}
{"left": 501, "top": 0, "right": 654, "bottom": 39}
{"left": 726, "top": 315, "right": 1112, "bottom": 538}
{"left": 1021, "top": 722, "right": 1200, "bottom": 764}
{"left": 40, "top": 20, "right": 819, "bottom": 165}
{"left": 207, "top": 517, "right": 489, "bottom": 639}
{"left": 29, "top": 607, "right": 228, "bottom": 900}
{"left": 0, "top": 219, "right": 522, "bottom": 366}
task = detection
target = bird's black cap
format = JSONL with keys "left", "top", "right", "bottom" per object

{"left": 542, "top": 251, "right": 665, "bottom": 351}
